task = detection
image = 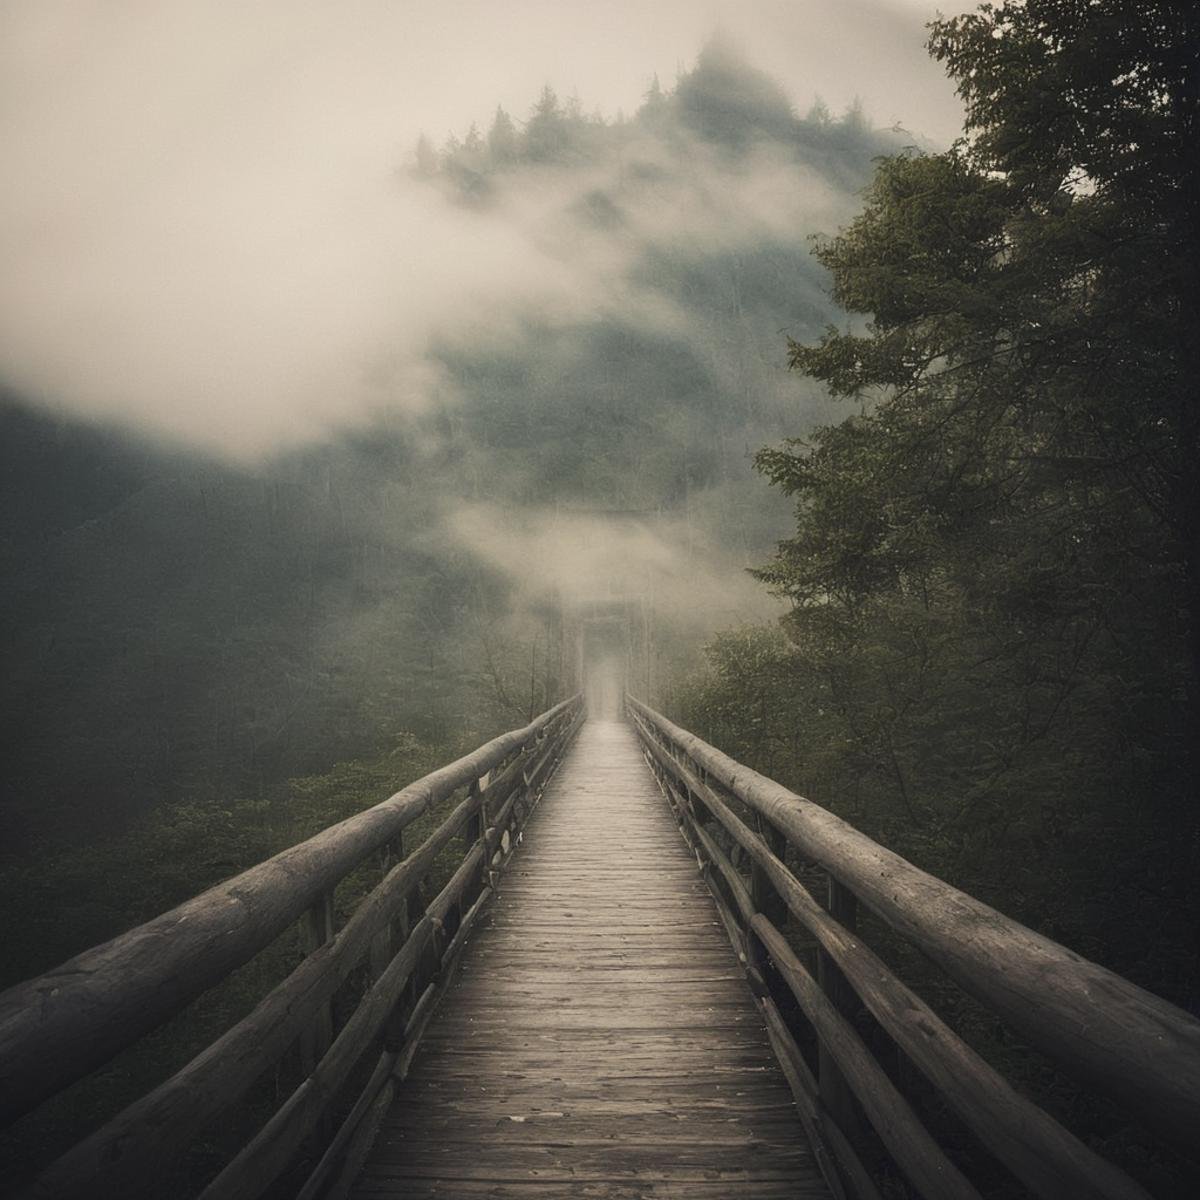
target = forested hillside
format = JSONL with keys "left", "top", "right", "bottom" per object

{"left": 676, "top": 0, "right": 1200, "bottom": 1143}
{"left": 0, "top": 39, "right": 907, "bottom": 981}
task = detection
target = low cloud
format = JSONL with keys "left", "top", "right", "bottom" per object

{"left": 0, "top": 143, "right": 603, "bottom": 453}
{"left": 450, "top": 503, "right": 779, "bottom": 630}
{"left": 0, "top": 1, "right": 958, "bottom": 456}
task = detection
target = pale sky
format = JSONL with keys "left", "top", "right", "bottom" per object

{"left": 0, "top": 1, "right": 965, "bottom": 452}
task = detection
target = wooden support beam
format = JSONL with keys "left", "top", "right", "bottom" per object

{"left": 0, "top": 697, "right": 582, "bottom": 1127}
{"left": 299, "top": 890, "right": 336, "bottom": 1078}
{"left": 631, "top": 701, "right": 1155, "bottom": 1200}
{"left": 627, "top": 696, "right": 1200, "bottom": 1153}
{"left": 817, "top": 877, "right": 859, "bottom": 1140}
{"left": 752, "top": 915, "right": 981, "bottom": 1200}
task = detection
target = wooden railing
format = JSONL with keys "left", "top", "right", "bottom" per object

{"left": 628, "top": 695, "right": 1200, "bottom": 1200}
{"left": 0, "top": 695, "right": 583, "bottom": 1200}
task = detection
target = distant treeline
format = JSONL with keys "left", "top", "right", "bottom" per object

{"left": 414, "top": 36, "right": 891, "bottom": 192}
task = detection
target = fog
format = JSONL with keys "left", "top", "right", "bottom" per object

{"left": 452, "top": 504, "right": 773, "bottom": 625}
{"left": 0, "top": 0, "right": 959, "bottom": 453}
{"left": 1, "top": 1, "right": 966, "bottom": 849}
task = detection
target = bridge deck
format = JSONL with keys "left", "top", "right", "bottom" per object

{"left": 352, "top": 718, "right": 829, "bottom": 1198}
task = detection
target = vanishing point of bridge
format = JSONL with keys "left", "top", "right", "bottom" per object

{"left": 2, "top": 696, "right": 1199, "bottom": 1199}
{"left": 354, "top": 717, "right": 823, "bottom": 1198}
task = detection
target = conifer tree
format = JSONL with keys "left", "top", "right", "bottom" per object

{"left": 526, "top": 84, "right": 566, "bottom": 162}
{"left": 487, "top": 106, "right": 518, "bottom": 166}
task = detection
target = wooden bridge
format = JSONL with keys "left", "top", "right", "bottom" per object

{"left": 2, "top": 696, "right": 1199, "bottom": 1199}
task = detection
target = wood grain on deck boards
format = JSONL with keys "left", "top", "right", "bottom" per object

{"left": 352, "top": 718, "right": 830, "bottom": 1199}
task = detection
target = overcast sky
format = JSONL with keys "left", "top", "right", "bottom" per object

{"left": 0, "top": 1, "right": 964, "bottom": 453}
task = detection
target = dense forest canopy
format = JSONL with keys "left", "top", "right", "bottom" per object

{"left": 685, "top": 0, "right": 1200, "bottom": 1027}
{"left": 663, "top": 7, "right": 1199, "bottom": 1190}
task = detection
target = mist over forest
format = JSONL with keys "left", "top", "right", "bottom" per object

{"left": 3, "top": 5, "right": 1199, "bottom": 1196}
{"left": 1, "top": 38, "right": 905, "bottom": 950}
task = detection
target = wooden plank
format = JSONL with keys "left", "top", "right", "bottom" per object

{"left": 350, "top": 719, "right": 829, "bottom": 1200}
{"left": 354, "top": 1182, "right": 823, "bottom": 1198}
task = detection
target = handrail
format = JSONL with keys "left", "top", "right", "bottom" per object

{"left": 628, "top": 695, "right": 1199, "bottom": 1200}
{"left": 1, "top": 695, "right": 584, "bottom": 1199}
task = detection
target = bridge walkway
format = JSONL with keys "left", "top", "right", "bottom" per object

{"left": 351, "top": 717, "right": 829, "bottom": 1198}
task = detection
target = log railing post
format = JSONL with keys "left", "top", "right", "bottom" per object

{"left": 517, "top": 734, "right": 536, "bottom": 826}
{"left": 464, "top": 777, "right": 485, "bottom": 904}
{"left": 407, "top": 880, "right": 436, "bottom": 999}
{"left": 299, "top": 889, "right": 336, "bottom": 1076}
{"left": 674, "top": 744, "right": 710, "bottom": 844}
{"left": 369, "top": 834, "right": 404, "bottom": 982}
{"left": 376, "top": 833, "right": 416, "bottom": 1052}
{"left": 749, "top": 816, "right": 788, "bottom": 992}
{"left": 477, "top": 774, "right": 491, "bottom": 886}
{"left": 818, "top": 876, "right": 861, "bottom": 1137}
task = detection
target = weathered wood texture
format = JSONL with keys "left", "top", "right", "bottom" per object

{"left": 627, "top": 697, "right": 1200, "bottom": 1154}
{"left": 351, "top": 719, "right": 830, "bottom": 1199}
{"left": 0, "top": 698, "right": 580, "bottom": 1130}
{"left": 629, "top": 698, "right": 1180, "bottom": 1200}
{"left": 8, "top": 699, "right": 582, "bottom": 1200}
